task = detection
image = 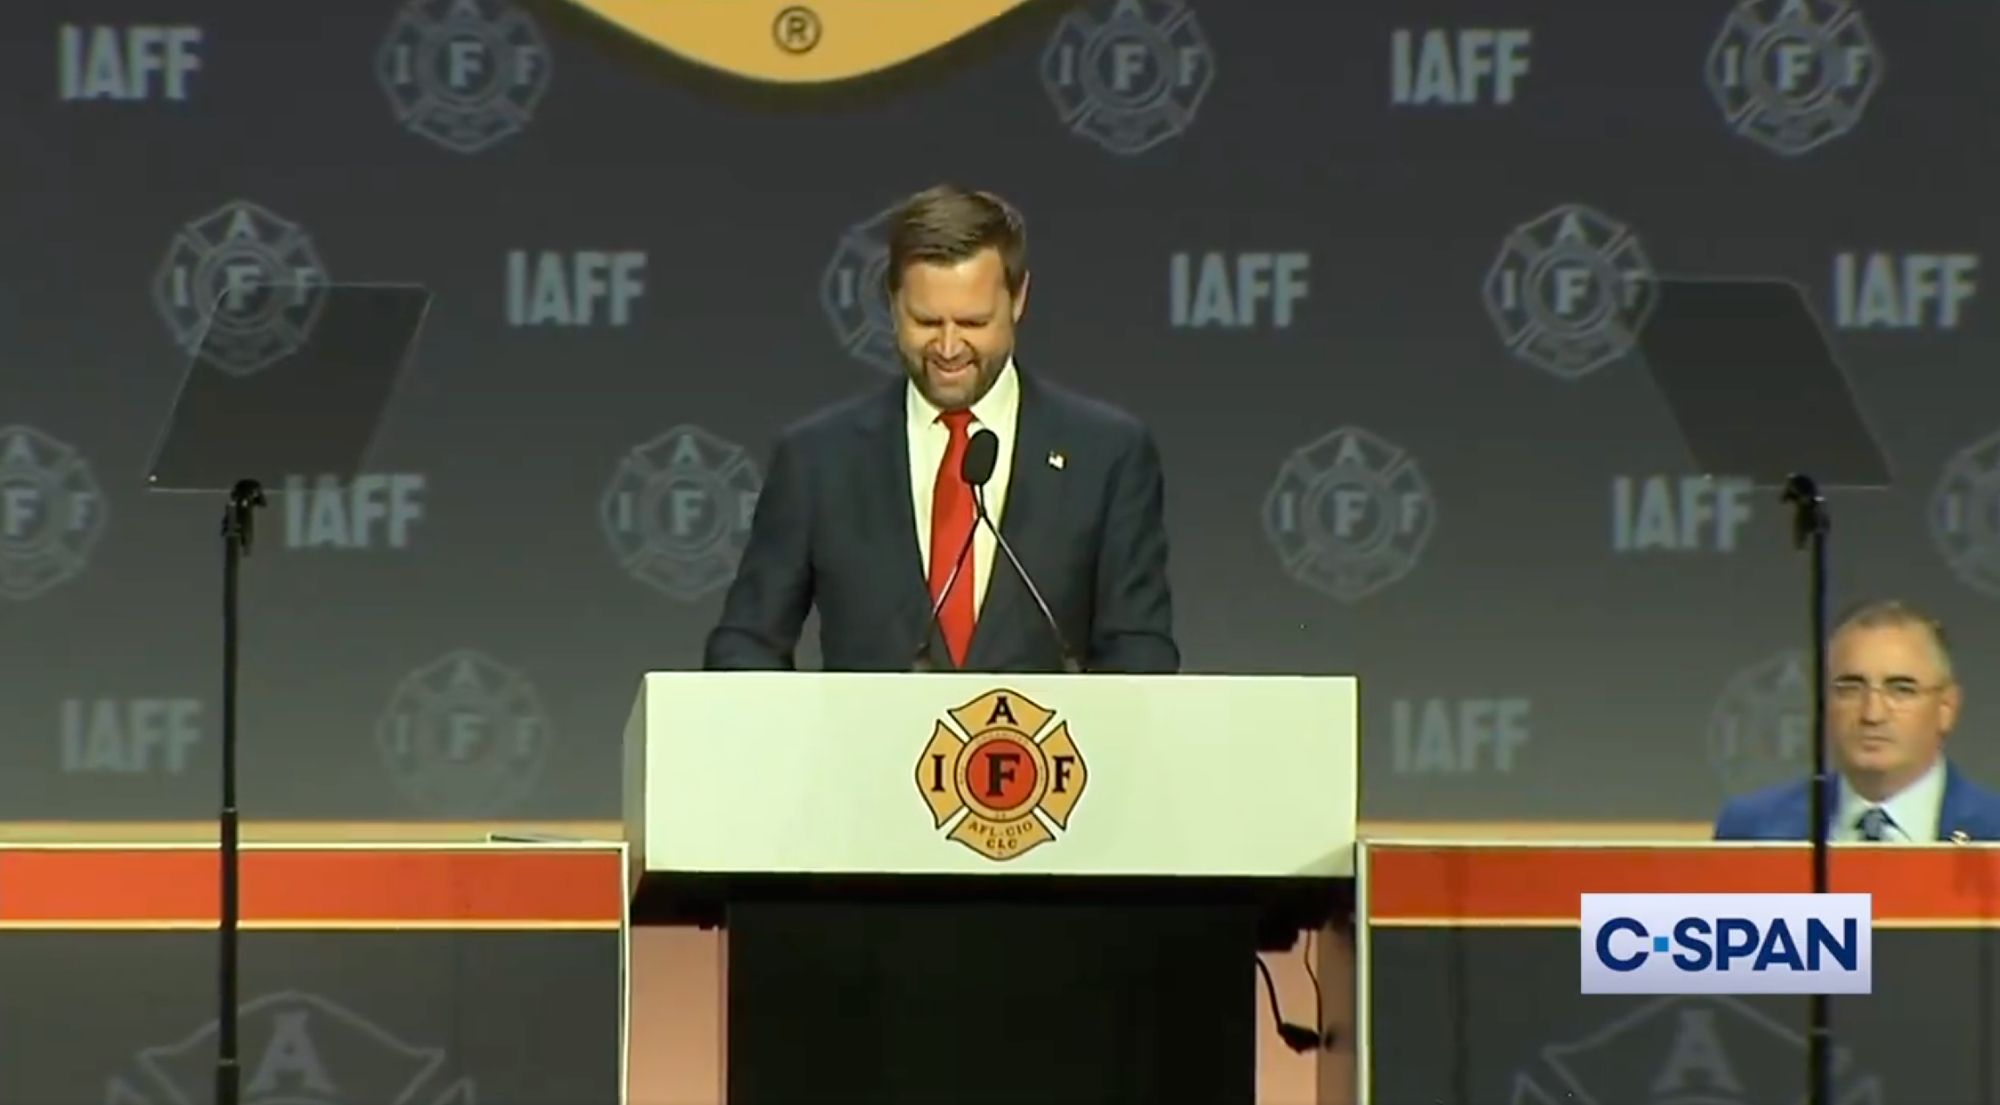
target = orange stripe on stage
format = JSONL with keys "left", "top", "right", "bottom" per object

{"left": 0, "top": 848, "right": 625, "bottom": 926}
{"left": 1366, "top": 845, "right": 2000, "bottom": 925}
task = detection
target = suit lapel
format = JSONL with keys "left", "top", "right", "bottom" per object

{"left": 1938, "top": 763, "right": 1973, "bottom": 840}
{"left": 1816, "top": 762, "right": 1977, "bottom": 841}
{"left": 857, "top": 383, "right": 934, "bottom": 653}
{"left": 965, "top": 373, "right": 1064, "bottom": 669}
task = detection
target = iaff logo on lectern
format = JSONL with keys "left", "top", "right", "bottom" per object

{"left": 915, "top": 689, "right": 1087, "bottom": 861}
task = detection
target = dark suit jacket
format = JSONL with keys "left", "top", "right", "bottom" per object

{"left": 1712, "top": 760, "right": 2000, "bottom": 841}
{"left": 702, "top": 370, "right": 1179, "bottom": 673}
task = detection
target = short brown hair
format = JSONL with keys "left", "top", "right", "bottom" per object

{"left": 1835, "top": 598, "right": 1954, "bottom": 679}
{"left": 884, "top": 184, "right": 1028, "bottom": 297}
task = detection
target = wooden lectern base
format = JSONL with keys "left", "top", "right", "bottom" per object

{"left": 726, "top": 902, "right": 1259, "bottom": 1105}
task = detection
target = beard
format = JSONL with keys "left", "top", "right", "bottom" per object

{"left": 903, "top": 345, "right": 1004, "bottom": 409}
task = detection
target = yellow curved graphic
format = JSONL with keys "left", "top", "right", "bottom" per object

{"left": 559, "top": 0, "right": 1039, "bottom": 83}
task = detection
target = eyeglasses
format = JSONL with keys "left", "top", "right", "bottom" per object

{"left": 1829, "top": 677, "right": 1948, "bottom": 711}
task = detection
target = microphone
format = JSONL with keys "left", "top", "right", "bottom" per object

{"left": 966, "top": 428, "right": 1083, "bottom": 674}
{"left": 911, "top": 428, "right": 999, "bottom": 671}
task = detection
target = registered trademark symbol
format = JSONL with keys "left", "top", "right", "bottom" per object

{"left": 773, "top": 6, "right": 821, "bottom": 54}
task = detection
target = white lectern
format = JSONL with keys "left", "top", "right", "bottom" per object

{"left": 624, "top": 670, "right": 1356, "bottom": 1105}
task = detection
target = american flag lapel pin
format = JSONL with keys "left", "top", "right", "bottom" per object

{"left": 1047, "top": 450, "right": 1065, "bottom": 470}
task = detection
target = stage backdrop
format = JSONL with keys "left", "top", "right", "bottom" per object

{"left": 3, "top": 0, "right": 1996, "bottom": 827}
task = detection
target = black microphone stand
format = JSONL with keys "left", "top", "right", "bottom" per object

{"left": 912, "top": 430, "right": 997, "bottom": 672}
{"left": 911, "top": 544, "right": 972, "bottom": 673}
{"left": 216, "top": 477, "right": 263, "bottom": 1105}
{"left": 1783, "top": 472, "right": 1831, "bottom": 1105}
{"left": 972, "top": 486, "right": 1081, "bottom": 675}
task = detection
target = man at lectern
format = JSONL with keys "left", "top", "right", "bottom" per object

{"left": 1714, "top": 599, "right": 2000, "bottom": 842}
{"left": 703, "top": 183, "right": 1179, "bottom": 675}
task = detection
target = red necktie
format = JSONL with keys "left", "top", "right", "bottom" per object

{"left": 927, "top": 410, "right": 977, "bottom": 667}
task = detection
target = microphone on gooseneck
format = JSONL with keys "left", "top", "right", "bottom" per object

{"left": 911, "top": 429, "right": 999, "bottom": 671}
{"left": 965, "top": 429, "right": 1083, "bottom": 674}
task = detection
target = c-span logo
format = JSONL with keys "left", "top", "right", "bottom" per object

{"left": 1582, "top": 893, "right": 1871, "bottom": 995}
{"left": 916, "top": 689, "right": 1087, "bottom": 861}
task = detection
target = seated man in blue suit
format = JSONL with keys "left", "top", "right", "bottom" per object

{"left": 1715, "top": 599, "right": 2000, "bottom": 842}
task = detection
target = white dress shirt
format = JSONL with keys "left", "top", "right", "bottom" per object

{"left": 1833, "top": 755, "right": 1946, "bottom": 842}
{"left": 906, "top": 357, "right": 1019, "bottom": 617}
